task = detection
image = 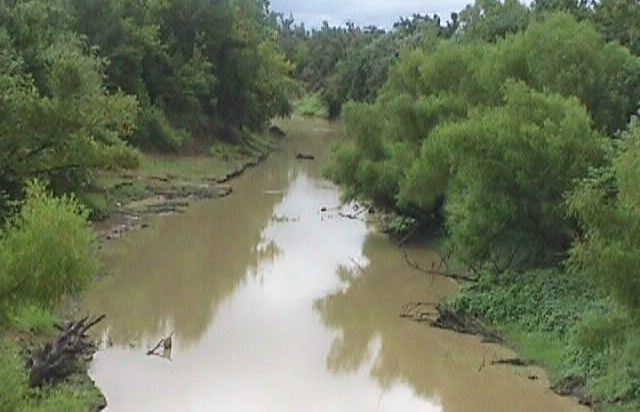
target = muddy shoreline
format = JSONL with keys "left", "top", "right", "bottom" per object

{"left": 401, "top": 300, "right": 597, "bottom": 410}
{"left": 93, "top": 152, "right": 269, "bottom": 243}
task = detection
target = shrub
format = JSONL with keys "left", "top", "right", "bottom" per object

{"left": 0, "top": 180, "right": 99, "bottom": 314}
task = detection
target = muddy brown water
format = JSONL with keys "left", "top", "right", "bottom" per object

{"left": 82, "top": 117, "right": 587, "bottom": 412}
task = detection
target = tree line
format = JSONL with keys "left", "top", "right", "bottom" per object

{"left": 0, "top": 0, "right": 295, "bottom": 217}
{"left": 278, "top": 0, "right": 639, "bottom": 119}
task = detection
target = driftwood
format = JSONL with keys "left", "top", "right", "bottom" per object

{"left": 146, "top": 332, "right": 174, "bottom": 359}
{"left": 268, "top": 125, "right": 286, "bottom": 138}
{"left": 28, "top": 315, "right": 105, "bottom": 387}
{"left": 492, "top": 357, "right": 529, "bottom": 367}
{"left": 296, "top": 153, "right": 315, "bottom": 160}
{"left": 552, "top": 376, "right": 595, "bottom": 407}
{"left": 338, "top": 207, "right": 367, "bottom": 220}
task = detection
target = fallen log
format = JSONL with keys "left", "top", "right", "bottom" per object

{"left": 28, "top": 315, "right": 105, "bottom": 387}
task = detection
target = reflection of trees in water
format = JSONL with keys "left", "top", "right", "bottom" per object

{"left": 315, "top": 235, "right": 469, "bottom": 407}
{"left": 247, "top": 238, "right": 283, "bottom": 277}
{"left": 84, "top": 165, "right": 295, "bottom": 348}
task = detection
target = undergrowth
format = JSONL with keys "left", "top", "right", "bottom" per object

{"left": 450, "top": 269, "right": 640, "bottom": 411}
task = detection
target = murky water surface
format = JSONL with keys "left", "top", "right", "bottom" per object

{"left": 83, "top": 118, "right": 586, "bottom": 412}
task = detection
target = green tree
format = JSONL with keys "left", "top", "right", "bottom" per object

{"left": 0, "top": 29, "right": 140, "bottom": 203}
{"left": 457, "top": 0, "right": 531, "bottom": 42}
{"left": 593, "top": 0, "right": 640, "bottom": 56}
{"left": 569, "top": 117, "right": 640, "bottom": 314}
{"left": 401, "top": 82, "right": 605, "bottom": 270}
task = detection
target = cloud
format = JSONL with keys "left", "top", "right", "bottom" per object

{"left": 270, "top": 0, "right": 471, "bottom": 29}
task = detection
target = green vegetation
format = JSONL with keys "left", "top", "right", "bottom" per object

{"left": 0, "top": 0, "right": 297, "bottom": 221}
{"left": 0, "top": 182, "right": 102, "bottom": 410}
{"left": 292, "top": 93, "right": 328, "bottom": 117}
{"left": 326, "top": 2, "right": 640, "bottom": 410}
{"left": 0, "top": 181, "right": 97, "bottom": 317}
{"left": 0, "top": 0, "right": 293, "bottom": 407}
{"left": 1, "top": 0, "right": 639, "bottom": 408}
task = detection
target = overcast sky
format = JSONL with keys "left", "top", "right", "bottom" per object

{"left": 269, "top": 0, "right": 472, "bottom": 29}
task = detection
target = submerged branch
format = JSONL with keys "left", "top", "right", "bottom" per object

{"left": 402, "top": 250, "right": 477, "bottom": 283}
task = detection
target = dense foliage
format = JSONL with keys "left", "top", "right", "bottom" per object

{"left": 70, "top": 0, "right": 294, "bottom": 147}
{"left": 328, "top": 12, "right": 639, "bottom": 269}
{"left": 0, "top": 0, "right": 141, "bottom": 212}
{"left": 278, "top": 13, "right": 458, "bottom": 117}
{"left": 0, "top": 0, "right": 296, "bottom": 218}
{"left": 282, "top": 0, "right": 640, "bottom": 120}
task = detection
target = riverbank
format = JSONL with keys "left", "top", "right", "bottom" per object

{"left": 429, "top": 268, "right": 639, "bottom": 412}
{"left": 90, "top": 130, "right": 281, "bottom": 242}
{"left": 0, "top": 130, "right": 282, "bottom": 411}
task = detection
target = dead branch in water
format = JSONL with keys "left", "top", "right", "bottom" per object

{"left": 147, "top": 332, "right": 174, "bottom": 356}
{"left": 29, "top": 315, "right": 105, "bottom": 387}
{"left": 402, "top": 250, "right": 477, "bottom": 283}
{"left": 338, "top": 208, "right": 367, "bottom": 220}
{"left": 491, "top": 357, "right": 530, "bottom": 367}
{"left": 430, "top": 305, "right": 503, "bottom": 344}
{"left": 348, "top": 257, "right": 366, "bottom": 273}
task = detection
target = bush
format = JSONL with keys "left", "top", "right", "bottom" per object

{"left": 0, "top": 181, "right": 99, "bottom": 315}
{"left": 75, "top": 192, "right": 111, "bottom": 221}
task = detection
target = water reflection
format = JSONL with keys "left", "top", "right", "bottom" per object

{"left": 84, "top": 150, "right": 298, "bottom": 347}
{"left": 83, "top": 118, "right": 586, "bottom": 412}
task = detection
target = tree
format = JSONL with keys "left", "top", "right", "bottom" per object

{"left": 457, "top": 0, "right": 531, "bottom": 42}
{"left": 0, "top": 20, "right": 140, "bottom": 203}
{"left": 569, "top": 117, "right": 640, "bottom": 314}
{"left": 401, "top": 82, "right": 606, "bottom": 270}
{"left": 593, "top": 0, "right": 640, "bottom": 56}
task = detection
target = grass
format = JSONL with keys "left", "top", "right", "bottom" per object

{"left": 139, "top": 154, "right": 248, "bottom": 182}
{"left": 83, "top": 131, "right": 277, "bottom": 219}
{"left": 503, "top": 328, "right": 566, "bottom": 380}
{"left": 9, "top": 304, "right": 59, "bottom": 335}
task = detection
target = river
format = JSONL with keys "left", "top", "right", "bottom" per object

{"left": 81, "top": 117, "right": 587, "bottom": 412}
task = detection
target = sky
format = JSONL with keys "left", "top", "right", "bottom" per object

{"left": 269, "top": 0, "right": 472, "bottom": 29}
